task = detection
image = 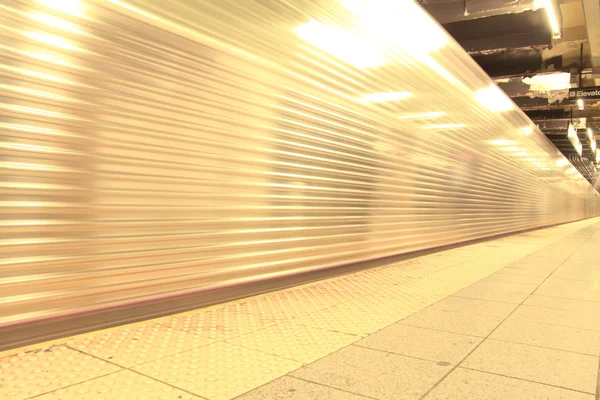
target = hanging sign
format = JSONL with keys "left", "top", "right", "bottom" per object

{"left": 568, "top": 86, "right": 600, "bottom": 101}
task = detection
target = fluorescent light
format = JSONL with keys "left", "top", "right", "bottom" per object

{"left": 567, "top": 124, "right": 583, "bottom": 155}
{"left": 556, "top": 159, "right": 569, "bottom": 167}
{"left": 294, "top": 19, "right": 385, "bottom": 68}
{"left": 577, "top": 99, "right": 584, "bottom": 110}
{"left": 596, "top": 149, "right": 600, "bottom": 163}
{"left": 357, "top": 92, "right": 412, "bottom": 103}
{"left": 544, "top": 1, "right": 561, "bottom": 38}
{"left": 475, "top": 85, "right": 514, "bottom": 112}
{"left": 567, "top": 123, "right": 577, "bottom": 140}
{"left": 591, "top": 139, "right": 597, "bottom": 153}
{"left": 425, "top": 124, "right": 466, "bottom": 130}
{"left": 523, "top": 126, "right": 533, "bottom": 136}
{"left": 505, "top": 146, "right": 521, "bottom": 152}
{"left": 587, "top": 128, "right": 594, "bottom": 141}
{"left": 397, "top": 111, "right": 445, "bottom": 119}
{"left": 535, "top": 0, "right": 561, "bottom": 38}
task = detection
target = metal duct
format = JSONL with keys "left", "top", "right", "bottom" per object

{"left": 1, "top": 0, "right": 599, "bottom": 341}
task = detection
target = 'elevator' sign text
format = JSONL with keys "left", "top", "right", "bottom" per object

{"left": 568, "top": 87, "right": 600, "bottom": 100}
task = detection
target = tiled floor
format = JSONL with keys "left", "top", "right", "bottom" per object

{"left": 2, "top": 218, "right": 599, "bottom": 400}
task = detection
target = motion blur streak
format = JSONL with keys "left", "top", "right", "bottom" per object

{"left": 1, "top": 0, "right": 599, "bottom": 333}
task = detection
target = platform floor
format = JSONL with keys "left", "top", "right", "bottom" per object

{"left": 2, "top": 218, "right": 600, "bottom": 400}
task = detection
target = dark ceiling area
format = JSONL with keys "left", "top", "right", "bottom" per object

{"left": 443, "top": 9, "right": 554, "bottom": 53}
{"left": 420, "top": 0, "right": 599, "bottom": 185}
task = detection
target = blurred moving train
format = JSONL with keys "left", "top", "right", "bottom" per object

{"left": 2, "top": 0, "right": 600, "bottom": 349}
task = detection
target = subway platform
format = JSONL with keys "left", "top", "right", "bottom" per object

{"left": 2, "top": 218, "right": 600, "bottom": 400}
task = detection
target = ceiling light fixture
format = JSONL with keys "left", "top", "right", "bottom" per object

{"left": 535, "top": 0, "right": 561, "bottom": 38}
{"left": 577, "top": 99, "right": 584, "bottom": 110}
{"left": 567, "top": 123, "right": 583, "bottom": 156}
{"left": 567, "top": 123, "right": 578, "bottom": 140}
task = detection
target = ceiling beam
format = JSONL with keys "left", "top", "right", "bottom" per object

{"left": 443, "top": 10, "right": 553, "bottom": 53}
{"left": 526, "top": 109, "right": 600, "bottom": 119}
{"left": 472, "top": 49, "right": 555, "bottom": 78}
{"left": 513, "top": 96, "right": 572, "bottom": 109}
{"left": 420, "top": 0, "right": 546, "bottom": 25}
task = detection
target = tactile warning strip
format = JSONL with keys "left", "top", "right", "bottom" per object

{"left": 134, "top": 342, "right": 302, "bottom": 400}
{"left": 67, "top": 324, "right": 214, "bottom": 367}
{"left": 160, "top": 304, "right": 281, "bottom": 341}
{"left": 33, "top": 370, "right": 203, "bottom": 400}
{"left": 226, "top": 321, "right": 359, "bottom": 363}
{"left": 0, "top": 346, "right": 120, "bottom": 400}
{"left": 235, "top": 283, "right": 366, "bottom": 322}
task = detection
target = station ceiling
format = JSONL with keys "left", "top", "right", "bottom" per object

{"left": 420, "top": 0, "right": 600, "bottom": 183}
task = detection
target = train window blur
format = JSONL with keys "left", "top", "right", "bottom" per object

{"left": 1, "top": 0, "right": 598, "bottom": 335}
